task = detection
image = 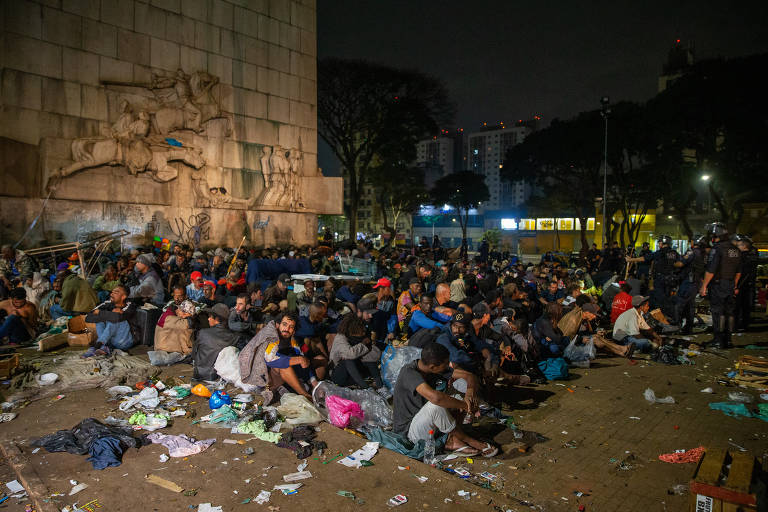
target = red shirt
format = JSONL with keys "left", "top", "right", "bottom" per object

{"left": 610, "top": 291, "right": 633, "bottom": 324}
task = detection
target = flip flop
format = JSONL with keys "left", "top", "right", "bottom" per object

{"left": 625, "top": 342, "right": 636, "bottom": 359}
{"left": 450, "top": 445, "right": 480, "bottom": 456}
{"left": 481, "top": 443, "right": 499, "bottom": 458}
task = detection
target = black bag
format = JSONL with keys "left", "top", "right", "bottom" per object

{"left": 408, "top": 327, "right": 442, "bottom": 349}
{"left": 651, "top": 345, "right": 680, "bottom": 365}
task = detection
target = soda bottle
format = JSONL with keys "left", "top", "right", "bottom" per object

{"left": 423, "top": 430, "right": 435, "bottom": 466}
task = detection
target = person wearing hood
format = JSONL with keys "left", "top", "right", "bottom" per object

{"left": 130, "top": 253, "right": 164, "bottom": 306}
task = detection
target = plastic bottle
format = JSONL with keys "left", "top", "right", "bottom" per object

{"left": 423, "top": 430, "right": 435, "bottom": 466}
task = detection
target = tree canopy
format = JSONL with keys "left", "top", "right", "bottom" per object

{"left": 430, "top": 171, "right": 490, "bottom": 240}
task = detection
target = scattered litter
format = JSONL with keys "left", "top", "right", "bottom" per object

{"left": 452, "top": 468, "right": 471, "bottom": 478}
{"left": 644, "top": 388, "right": 675, "bottom": 404}
{"left": 658, "top": 446, "right": 705, "bottom": 463}
{"left": 700, "top": 387, "right": 714, "bottom": 393}
{"left": 273, "top": 483, "right": 302, "bottom": 492}
{"left": 282, "top": 471, "right": 312, "bottom": 482}
{"left": 0, "top": 413, "right": 16, "bottom": 422}
{"left": 388, "top": 494, "right": 407, "bottom": 507}
{"left": 479, "top": 471, "right": 498, "bottom": 481}
{"left": 337, "top": 490, "right": 356, "bottom": 498}
{"left": 668, "top": 484, "right": 687, "bottom": 495}
{"left": 457, "top": 490, "right": 471, "bottom": 500}
{"left": 119, "top": 386, "right": 160, "bottom": 411}
{"left": 6, "top": 480, "right": 25, "bottom": 493}
{"left": 414, "top": 475, "right": 428, "bottom": 483}
{"left": 628, "top": 416, "right": 641, "bottom": 420}
{"left": 159, "top": 453, "right": 169, "bottom": 462}
{"left": 728, "top": 391, "right": 753, "bottom": 403}
{"left": 35, "top": 372, "right": 59, "bottom": 386}
{"left": 145, "top": 473, "right": 184, "bottom": 492}
{"left": 254, "top": 490, "right": 271, "bottom": 504}
{"left": 69, "top": 482, "right": 88, "bottom": 495}
{"left": 243, "top": 447, "right": 255, "bottom": 455}
{"left": 147, "top": 433, "right": 216, "bottom": 457}
{"left": 397, "top": 466, "right": 409, "bottom": 470}
{"left": 466, "top": 457, "right": 474, "bottom": 464}
{"left": 223, "top": 439, "right": 240, "bottom": 444}
{"left": 31, "top": 447, "right": 40, "bottom": 454}
{"left": 197, "top": 504, "right": 223, "bottom": 512}
{"left": 761, "top": 393, "right": 768, "bottom": 401}
{"left": 297, "top": 460, "right": 307, "bottom": 472}
{"left": 338, "top": 442, "right": 379, "bottom": 468}
{"left": 709, "top": 402, "right": 768, "bottom": 421}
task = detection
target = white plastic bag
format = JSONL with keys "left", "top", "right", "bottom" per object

{"left": 119, "top": 386, "right": 159, "bottom": 411}
{"left": 381, "top": 345, "right": 422, "bottom": 390}
{"left": 214, "top": 346, "right": 259, "bottom": 393}
{"left": 564, "top": 336, "right": 596, "bottom": 362}
{"left": 276, "top": 393, "right": 324, "bottom": 425}
{"left": 643, "top": 388, "right": 675, "bottom": 404}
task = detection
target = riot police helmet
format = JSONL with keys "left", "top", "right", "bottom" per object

{"left": 731, "top": 233, "right": 753, "bottom": 245}
{"left": 705, "top": 222, "right": 728, "bottom": 239}
{"left": 657, "top": 235, "right": 673, "bottom": 246}
{"left": 693, "top": 235, "right": 710, "bottom": 248}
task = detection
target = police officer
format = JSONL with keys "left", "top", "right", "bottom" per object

{"left": 626, "top": 235, "right": 680, "bottom": 310}
{"left": 675, "top": 235, "right": 710, "bottom": 334}
{"left": 732, "top": 234, "right": 758, "bottom": 331}
{"left": 699, "top": 222, "right": 742, "bottom": 349}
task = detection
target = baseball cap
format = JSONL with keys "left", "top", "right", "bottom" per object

{"left": 190, "top": 271, "right": 203, "bottom": 281}
{"left": 450, "top": 312, "right": 471, "bottom": 326}
{"left": 203, "top": 280, "right": 216, "bottom": 288}
{"left": 372, "top": 277, "right": 392, "bottom": 289}
{"left": 277, "top": 273, "right": 291, "bottom": 284}
{"left": 205, "top": 303, "right": 230, "bottom": 320}
{"left": 631, "top": 295, "right": 649, "bottom": 307}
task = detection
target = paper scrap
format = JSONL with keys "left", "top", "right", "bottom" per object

{"left": 338, "top": 442, "right": 379, "bottom": 469}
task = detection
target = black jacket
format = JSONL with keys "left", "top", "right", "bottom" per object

{"left": 193, "top": 323, "right": 239, "bottom": 380}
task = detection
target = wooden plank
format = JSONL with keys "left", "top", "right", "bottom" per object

{"left": 38, "top": 333, "right": 68, "bottom": 352}
{"left": 145, "top": 473, "right": 184, "bottom": 492}
{"left": 690, "top": 482, "right": 757, "bottom": 507}
{"left": 726, "top": 453, "right": 754, "bottom": 493}
{"left": 695, "top": 449, "right": 727, "bottom": 486}
{"left": 0, "top": 441, "right": 60, "bottom": 512}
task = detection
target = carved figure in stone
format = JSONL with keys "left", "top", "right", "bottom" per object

{"left": 287, "top": 148, "right": 305, "bottom": 209}
{"left": 191, "top": 168, "right": 251, "bottom": 209}
{"left": 148, "top": 69, "right": 231, "bottom": 136}
{"left": 268, "top": 145, "right": 291, "bottom": 207}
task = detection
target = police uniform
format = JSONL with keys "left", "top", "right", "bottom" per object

{"left": 735, "top": 245, "right": 758, "bottom": 330}
{"left": 675, "top": 246, "right": 707, "bottom": 332}
{"left": 644, "top": 246, "right": 680, "bottom": 309}
{"left": 705, "top": 240, "right": 742, "bottom": 348}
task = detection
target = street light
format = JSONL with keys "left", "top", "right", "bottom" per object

{"left": 600, "top": 96, "right": 611, "bottom": 245}
{"left": 700, "top": 174, "right": 710, "bottom": 181}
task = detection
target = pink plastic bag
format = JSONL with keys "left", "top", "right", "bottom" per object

{"left": 325, "top": 395, "right": 365, "bottom": 428}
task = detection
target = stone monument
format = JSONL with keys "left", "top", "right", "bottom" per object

{"left": 0, "top": 0, "right": 340, "bottom": 248}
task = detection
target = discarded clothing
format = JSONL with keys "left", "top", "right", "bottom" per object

{"left": 363, "top": 426, "right": 446, "bottom": 460}
{"left": 237, "top": 420, "right": 282, "bottom": 443}
{"left": 31, "top": 418, "right": 146, "bottom": 456}
{"left": 709, "top": 402, "right": 768, "bottom": 422}
{"left": 147, "top": 433, "right": 216, "bottom": 457}
{"left": 276, "top": 426, "right": 325, "bottom": 459}
{"left": 87, "top": 436, "right": 124, "bottom": 470}
{"left": 658, "top": 446, "right": 705, "bottom": 464}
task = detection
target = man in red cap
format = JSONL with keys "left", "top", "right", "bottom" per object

{"left": 186, "top": 271, "right": 205, "bottom": 301}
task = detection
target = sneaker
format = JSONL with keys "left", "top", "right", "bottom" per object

{"left": 375, "top": 386, "right": 392, "bottom": 400}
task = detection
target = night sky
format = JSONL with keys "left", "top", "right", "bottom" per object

{"left": 317, "top": 0, "right": 768, "bottom": 174}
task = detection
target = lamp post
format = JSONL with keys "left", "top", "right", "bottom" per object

{"left": 700, "top": 174, "right": 711, "bottom": 214}
{"left": 600, "top": 96, "right": 611, "bottom": 246}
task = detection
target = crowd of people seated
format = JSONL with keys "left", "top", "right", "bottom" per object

{"left": 0, "top": 234, "right": 756, "bottom": 458}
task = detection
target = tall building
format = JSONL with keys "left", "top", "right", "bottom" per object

{"left": 415, "top": 129, "right": 462, "bottom": 188}
{"left": 658, "top": 40, "right": 695, "bottom": 92}
{"left": 467, "top": 122, "right": 533, "bottom": 209}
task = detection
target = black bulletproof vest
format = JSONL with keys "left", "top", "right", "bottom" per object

{"left": 715, "top": 242, "right": 741, "bottom": 280}
{"left": 654, "top": 247, "right": 677, "bottom": 277}
{"left": 691, "top": 248, "right": 706, "bottom": 282}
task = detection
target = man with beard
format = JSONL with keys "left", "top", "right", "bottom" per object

{"left": 264, "top": 312, "right": 318, "bottom": 400}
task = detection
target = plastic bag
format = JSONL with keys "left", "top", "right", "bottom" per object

{"left": 727, "top": 391, "right": 753, "bottom": 403}
{"left": 381, "top": 345, "right": 422, "bottom": 390}
{"left": 191, "top": 384, "right": 212, "bottom": 397}
{"left": 208, "top": 390, "right": 232, "bottom": 410}
{"left": 537, "top": 358, "right": 569, "bottom": 380}
{"left": 214, "top": 346, "right": 260, "bottom": 393}
{"left": 644, "top": 388, "right": 675, "bottom": 404}
{"left": 563, "top": 337, "right": 596, "bottom": 362}
{"left": 147, "top": 350, "right": 185, "bottom": 366}
{"left": 276, "top": 393, "right": 324, "bottom": 426}
{"left": 312, "top": 381, "right": 392, "bottom": 428}
{"left": 326, "top": 395, "right": 365, "bottom": 428}
{"left": 119, "top": 387, "right": 159, "bottom": 411}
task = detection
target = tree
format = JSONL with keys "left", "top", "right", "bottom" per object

{"left": 318, "top": 58, "right": 454, "bottom": 240}
{"left": 368, "top": 164, "right": 427, "bottom": 245}
{"left": 430, "top": 171, "right": 489, "bottom": 242}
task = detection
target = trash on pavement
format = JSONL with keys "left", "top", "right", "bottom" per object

{"left": 276, "top": 393, "right": 324, "bottom": 426}
{"left": 727, "top": 391, "right": 753, "bottom": 403}
{"left": 273, "top": 483, "right": 302, "bottom": 492}
{"left": 388, "top": 494, "right": 407, "bottom": 507}
{"left": 209, "top": 390, "right": 232, "bottom": 409}
{"left": 337, "top": 490, "right": 356, "bottom": 498}
{"left": 0, "top": 413, "right": 17, "bottom": 422}
{"left": 644, "top": 388, "right": 675, "bottom": 404}
{"left": 69, "top": 482, "right": 88, "bottom": 495}
{"left": 338, "top": 442, "right": 379, "bottom": 468}
{"left": 35, "top": 372, "right": 58, "bottom": 386}
{"left": 282, "top": 471, "right": 312, "bottom": 482}
{"left": 700, "top": 387, "right": 714, "bottom": 393}
{"left": 119, "top": 386, "right": 160, "bottom": 411}
{"left": 147, "top": 433, "right": 216, "bottom": 457}
{"left": 254, "top": 490, "right": 271, "bottom": 504}
{"left": 709, "top": 402, "right": 768, "bottom": 421}
{"left": 145, "top": 474, "right": 184, "bottom": 492}
{"left": 191, "top": 384, "right": 212, "bottom": 397}
{"left": 658, "top": 446, "right": 705, "bottom": 463}
{"left": 197, "top": 504, "right": 223, "bottom": 512}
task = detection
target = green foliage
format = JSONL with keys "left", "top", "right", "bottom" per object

{"left": 430, "top": 171, "right": 489, "bottom": 239}
{"left": 483, "top": 228, "right": 501, "bottom": 247}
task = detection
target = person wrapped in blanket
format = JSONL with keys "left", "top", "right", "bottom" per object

{"left": 264, "top": 312, "right": 320, "bottom": 400}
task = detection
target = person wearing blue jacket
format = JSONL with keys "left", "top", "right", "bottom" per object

{"left": 436, "top": 311, "right": 495, "bottom": 375}
{"left": 408, "top": 295, "right": 450, "bottom": 335}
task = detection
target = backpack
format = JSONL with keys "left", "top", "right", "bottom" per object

{"left": 407, "top": 327, "right": 442, "bottom": 349}
{"left": 537, "top": 357, "right": 569, "bottom": 380}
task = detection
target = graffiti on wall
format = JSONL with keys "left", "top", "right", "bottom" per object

{"left": 168, "top": 213, "right": 211, "bottom": 246}
{"left": 253, "top": 216, "right": 272, "bottom": 230}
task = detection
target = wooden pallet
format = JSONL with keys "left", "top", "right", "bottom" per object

{"left": 734, "top": 356, "right": 768, "bottom": 389}
{"left": 689, "top": 448, "right": 757, "bottom": 511}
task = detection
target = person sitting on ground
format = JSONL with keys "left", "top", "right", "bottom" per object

{"left": 612, "top": 295, "right": 661, "bottom": 353}
{"left": 561, "top": 283, "right": 582, "bottom": 310}
{"left": 154, "top": 299, "right": 196, "bottom": 355}
{"left": 397, "top": 278, "right": 422, "bottom": 330}
{"left": 436, "top": 311, "right": 495, "bottom": 377}
{"left": 186, "top": 271, "right": 205, "bottom": 302}
{"left": 93, "top": 264, "right": 120, "bottom": 302}
{"left": 539, "top": 280, "right": 565, "bottom": 305}
{"left": 83, "top": 285, "right": 137, "bottom": 355}
{"left": 393, "top": 342, "right": 497, "bottom": 457}
{"left": 0, "top": 245, "right": 37, "bottom": 298}
{"left": 130, "top": 254, "right": 164, "bottom": 306}
{"left": 295, "top": 302, "right": 332, "bottom": 372}
{"left": 193, "top": 303, "right": 239, "bottom": 381}
{"left": 199, "top": 280, "right": 217, "bottom": 307}
{"left": 610, "top": 282, "right": 633, "bottom": 324}
{"left": 329, "top": 314, "right": 387, "bottom": 396}
{"left": 408, "top": 295, "right": 450, "bottom": 335}
{"left": 0, "top": 288, "right": 37, "bottom": 344}
{"left": 434, "top": 282, "right": 459, "bottom": 317}
{"left": 533, "top": 303, "right": 568, "bottom": 357}
{"left": 263, "top": 273, "right": 290, "bottom": 312}
{"left": 59, "top": 269, "right": 99, "bottom": 314}
{"left": 22, "top": 271, "right": 50, "bottom": 308}
{"left": 264, "top": 312, "right": 319, "bottom": 400}
{"left": 295, "top": 278, "right": 316, "bottom": 314}
{"left": 228, "top": 293, "right": 259, "bottom": 348}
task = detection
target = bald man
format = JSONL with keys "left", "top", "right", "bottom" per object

{"left": 434, "top": 283, "right": 459, "bottom": 317}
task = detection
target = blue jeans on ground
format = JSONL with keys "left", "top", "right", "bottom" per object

{"left": 0, "top": 315, "right": 31, "bottom": 343}
{"left": 95, "top": 321, "right": 134, "bottom": 350}
{"left": 620, "top": 335, "right": 653, "bottom": 353}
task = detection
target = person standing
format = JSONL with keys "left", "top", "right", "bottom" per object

{"left": 732, "top": 234, "right": 758, "bottom": 332}
{"left": 675, "top": 236, "right": 710, "bottom": 334}
{"left": 626, "top": 235, "right": 680, "bottom": 310}
{"left": 699, "top": 223, "right": 742, "bottom": 349}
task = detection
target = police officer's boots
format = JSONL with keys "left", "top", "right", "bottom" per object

{"left": 722, "top": 316, "right": 736, "bottom": 349}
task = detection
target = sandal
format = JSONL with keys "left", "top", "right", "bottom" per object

{"left": 481, "top": 443, "right": 499, "bottom": 458}
{"left": 450, "top": 445, "right": 480, "bottom": 457}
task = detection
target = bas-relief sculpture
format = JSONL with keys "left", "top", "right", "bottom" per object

{"left": 47, "top": 68, "right": 307, "bottom": 212}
